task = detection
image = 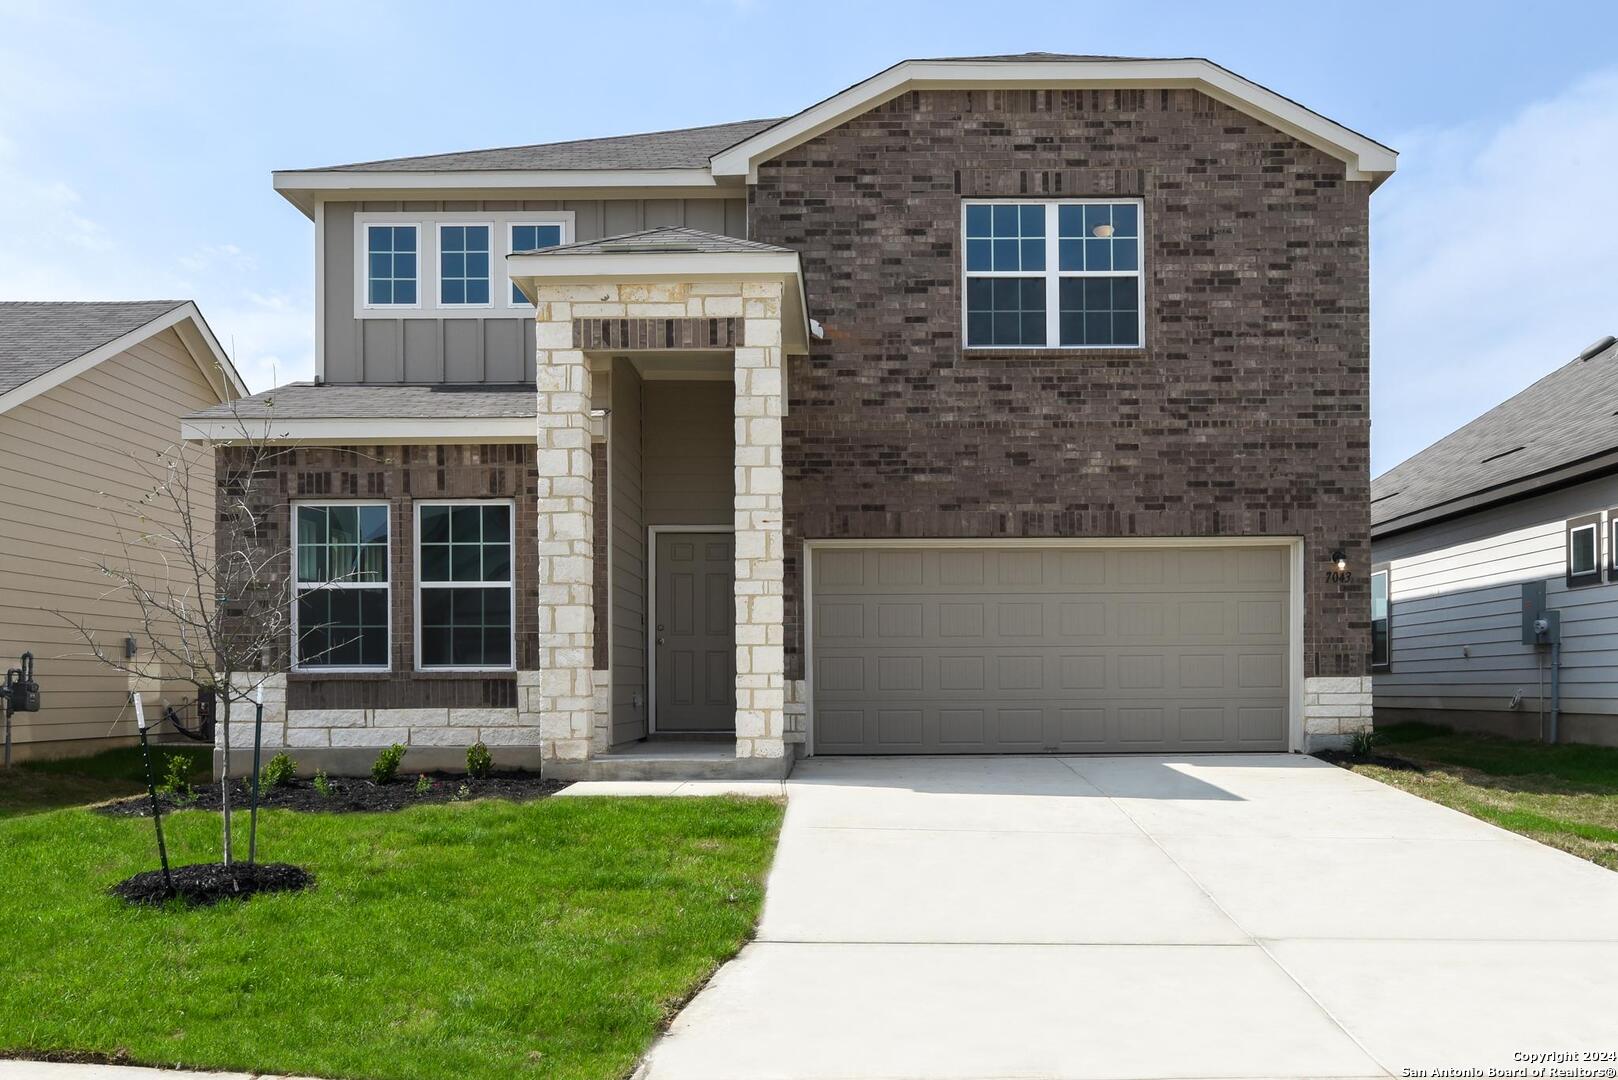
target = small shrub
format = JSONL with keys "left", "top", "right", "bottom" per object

{"left": 371, "top": 743, "right": 406, "bottom": 784}
{"left": 1348, "top": 728, "right": 1377, "bottom": 759}
{"left": 415, "top": 773, "right": 432, "bottom": 796}
{"left": 156, "top": 753, "right": 197, "bottom": 801}
{"left": 259, "top": 752, "right": 297, "bottom": 789}
{"left": 312, "top": 769, "right": 333, "bottom": 798}
{"left": 466, "top": 741, "right": 493, "bottom": 779}
{"left": 456, "top": 782, "right": 471, "bottom": 801}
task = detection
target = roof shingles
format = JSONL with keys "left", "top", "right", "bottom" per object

{"left": 185, "top": 382, "right": 536, "bottom": 422}
{"left": 0, "top": 301, "right": 187, "bottom": 397}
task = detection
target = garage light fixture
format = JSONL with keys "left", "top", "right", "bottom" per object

{"left": 1330, "top": 549, "right": 1348, "bottom": 573}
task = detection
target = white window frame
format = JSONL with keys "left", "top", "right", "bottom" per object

{"left": 290, "top": 500, "right": 392, "bottom": 673}
{"left": 960, "top": 198, "right": 1146, "bottom": 351}
{"left": 1370, "top": 568, "right": 1391, "bottom": 670}
{"left": 435, "top": 220, "right": 496, "bottom": 310}
{"left": 361, "top": 222, "right": 422, "bottom": 311}
{"left": 1569, "top": 520, "right": 1600, "bottom": 578}
{"left": 504, "top": 216, "right": 573, "bottom": 309}
{"left": 413, "top": 499, "right": 518, "bottom": 673}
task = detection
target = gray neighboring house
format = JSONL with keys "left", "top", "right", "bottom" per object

{"left": 1371, "top": 335, "right": 1618, "bottom": 746}
{"left": 184, "top": 54, "right": 1398, "bottom": 778}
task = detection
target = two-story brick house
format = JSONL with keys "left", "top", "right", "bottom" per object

{"left": 184, "top": 54, "right": 1396, "bottom": 778}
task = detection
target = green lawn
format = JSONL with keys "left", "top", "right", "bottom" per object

{"left": 0, "top": 784, "right": 783, "bottom": 1079}
{"left": 0, "top": 745, "right": 210, "bottom": 819}
{"left": 1345, "top": 722, "right": 1618, "bottom": 870}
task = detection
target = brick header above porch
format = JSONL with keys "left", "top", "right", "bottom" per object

{"left": 574, "top": 316, "right": 743, "bottom": 351}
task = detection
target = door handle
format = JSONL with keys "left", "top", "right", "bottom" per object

{"left": 657, "top": 637, "right": 666, "bottom": 646}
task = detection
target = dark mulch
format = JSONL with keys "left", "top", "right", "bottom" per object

{"left": 110, "top": 861, "right": 314, "bottom": 907}
{"left": 96, "top": 772, "right": 569, "bottom": 818}
{"left": 0, "top": 1048, "right": 133, "bottom": 1065}
{"left": 1315, "top": 749, "right": 1427, "bottom": 773}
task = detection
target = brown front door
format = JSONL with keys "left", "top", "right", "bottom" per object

{"left": 654, "top": 532, "right": 735, "bottom": 732}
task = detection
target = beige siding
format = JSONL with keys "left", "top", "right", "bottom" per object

{"left": 323, "top": 198, "right": 748, "bottom": 384}
{"left": 610, "top": 360, "right": 647, "bottom": 745}
{"left": 0, "top": 328, "right": 222, "bottom": 756}
{"left": 643, "top": 381, "right": 732, "bottom": 527}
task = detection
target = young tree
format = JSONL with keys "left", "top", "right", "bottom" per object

{"left": 61, "top": 398, "right": 370, "bottom": 865}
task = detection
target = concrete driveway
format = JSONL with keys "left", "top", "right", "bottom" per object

{"left": 638, "top": 754, "right": 1618, "bottom": 1080}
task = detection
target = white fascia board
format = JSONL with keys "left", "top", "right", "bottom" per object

{"left": 710, "top": 59, "right": 1398, "bottom": 187}
{"left": 181, "top": 416, "right": 536, "bottom": 444}
{"left": 0, "top": 301, "right": 247, "bottom": 417}
{"left": 272, "top": 168, "right": 732, "bottom": 218}
{"left": 508, "top": 249, "right": 800, "bottom": 284}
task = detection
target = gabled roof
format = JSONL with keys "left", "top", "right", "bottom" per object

{"left": 0, "top": 300, "right": 246, "bottom": 415}
{"left": 519, "top": 226, "right": 792, "bottom": 257}
{"left": 273, "top": 54, "right": 1396, "bottom": 217}
{"left": 710, "top": 55, "right": 1398, "bottom": 185}
{"left": 1372, "top": 337, "right": 1618, "bottom": 537}
{"left": 296, "top": 118, "right": 781, "bottom": 174}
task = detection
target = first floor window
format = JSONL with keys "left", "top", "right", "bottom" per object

{"left": 439, "top": 224, "right": 490, "bottom": 306}
{"left": 366, "top": 225, "right": 417, "bottom": 306}
{"left": 1569, "top": 520, "right": 1599, "bottom": 580}
{"left": 510, "top": 223, "right": 564, "bottom": 303}
{"left": 294, "top": 504, "right": 390, "bottom": 668}
{"left": 417, "top": 502, "right": 514, "bottom": 669}
{"left": 963, "top": 199, "right": 1143, "bottom": 349}
{"left": 1370, "top": 568, "right": 1390, "bottom": 669}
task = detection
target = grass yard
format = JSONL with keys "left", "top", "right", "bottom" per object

{"left": 0, "top": 744, "right": 209, "bottom": 819}
{"left": 0, "top": 778, "right": 783, "bottom": 1080}
{"left": 1343, "top": 722, "right": 1618, "bottom": 870}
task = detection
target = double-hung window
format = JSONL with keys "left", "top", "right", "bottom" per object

{"left": 417, "top": 502, "right": 514, "bottom": 670}
{"left": 1568, "top": 514, "right": 1602, "bottom": 587}
{"left": 366, "top": 225, "right": 418, "bottom": 306}
{"left": 293, "top": 504, "right": 390, "bottom": 669}
{"left": 1370, "top": 568, "right": 1391, "bottom": 669}
{"left": 438, "top": 224, "right": 491, "bottom": 306}
{"left": 963, "top": 199, "right": 1143, "bottom": 349}
{"left": 509, "top": 223, "right": 564, "bottom": 304}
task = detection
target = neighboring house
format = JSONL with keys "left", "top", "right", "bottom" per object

{"left": 0, "top": 301, "right": 244, "bottom": 761}
{"left": 184, "top": 54, "right": 1396, "bottom": 778}
{"left": 1372, "top": 334, "right": 1618, "bottom": 747}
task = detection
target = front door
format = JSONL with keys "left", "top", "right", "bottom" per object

{"left": 654, "top": 531, "right": 736, "bottom": 732}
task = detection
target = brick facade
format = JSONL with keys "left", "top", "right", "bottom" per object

{"left": 217, "top": 443, "right": 551, "bottom": 707}
{"left": 749, "top": 87, "right": 1372, "bottom": 683}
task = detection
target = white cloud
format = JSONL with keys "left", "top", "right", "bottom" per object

{"left": 1372, "top": 69, "right": 1618, "bottom": 474}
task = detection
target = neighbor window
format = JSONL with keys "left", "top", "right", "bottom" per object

{"left": 438, "top": 224, "right": 491, "bottom": 306}
{"left": 293, "top": 504, "right": 390, "bottom": 669}
{"left": 1370, "top": 568, "right": 1391, "bottom": 669}
{"left": 509, "top": 222, "right": 564, "bottom": 303}
{"left": 366, "top": 225, "right": 418, "bottom": 306}
{"left": 964, "top": 200, "right": 1142, "bottom": 349}
{"left": 1568, "top": 518, "right": 1600, "bottom": 585}
{"left": 417, "top": 502, "right": 514, "bottom": 669}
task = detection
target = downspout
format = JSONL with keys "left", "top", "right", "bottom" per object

{"left": 1548, "top": 641, "right": 1561, "bottom": 746}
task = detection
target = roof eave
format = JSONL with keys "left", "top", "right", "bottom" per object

{"left": 1372, "top": 449, "right": 1618, "bottom": 541}
{"left": 508, "top": 249, "right": 812, "bottom": 355}
{"left": 709, "top": 57, "right": 1397, "bottom": 186}
{"left": 271, "top": 167, "right": 735, "bottom": 219}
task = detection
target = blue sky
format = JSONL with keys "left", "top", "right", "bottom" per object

{"left": 2, "top": 0, "right": 1616, "bottom": 475}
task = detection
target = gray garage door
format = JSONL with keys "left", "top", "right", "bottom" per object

{"left": 810, "top": 546, "right": 1291, "bottom": 754}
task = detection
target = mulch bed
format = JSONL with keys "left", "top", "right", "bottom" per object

{"left": 96, "top": 772, "right": 570, "bottom": 818}
{"left": 1314, "top": 749, "right": 1427, "bottom": 773}
{"left": 110, "top": 861, "right": 314, "bottom": 907}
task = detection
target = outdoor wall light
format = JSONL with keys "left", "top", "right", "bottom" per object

{"left": 1330, "top": 549, "right": 1348, "bottom": 573}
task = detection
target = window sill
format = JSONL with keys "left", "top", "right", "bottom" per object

{"left": 961, "top": 347, "right": 1147, "bottom": 361}
{"left": 288, "top": 670, "right": 517, "bottom": 682}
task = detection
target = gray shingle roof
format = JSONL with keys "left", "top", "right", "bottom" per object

{"left": 186, "top": 382, "right": 536, "bottom": 422}
{"left": 924, "top": 52, "right": 1155, "bottom": 62}
{"left": 0, "top": 300, "right": 187, "bottom": 397}
{"left": 516, "top": 226, "right": 793, "bottom": 257}
{"left": 296, "top": 118, "right": 782, "bottom": 174}
{"left": 1372, "top": 337, "right": 1618, "bottom": 534}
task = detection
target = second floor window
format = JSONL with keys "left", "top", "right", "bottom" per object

{"left": 439, "top": 224, "right": 491, "bottom": 306}
{"left": 510, "top": 223, "right": 563, "bottom": 303}
{"left": 963, "top": 200, "right": 1143, "bottom": 350}
{"left": 366, "top": 225, "right": 417, "bottom": 306}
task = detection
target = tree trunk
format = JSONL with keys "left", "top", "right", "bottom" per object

{"left": 219, "top": 682, "right": 232, "bottom": 866}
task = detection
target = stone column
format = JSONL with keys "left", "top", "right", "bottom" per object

{"left": 529, "top": 287, "right": 595, "bottom": 764}
{"left": 733, "top": 281, "right": 787, "bottom": 759}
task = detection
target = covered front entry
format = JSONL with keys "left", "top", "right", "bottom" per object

{"left": 810, "top": 544, "right": 1293, "bottom": 754}
{"left": 653, "top": 529, "right": 736, "bottom": 732}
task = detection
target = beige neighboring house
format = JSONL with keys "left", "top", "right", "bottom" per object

{"left": 0, "top": 301, "right": 245, "bottom": 762}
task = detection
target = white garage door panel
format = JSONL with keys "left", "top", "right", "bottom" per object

{"left": 811, "top": 546, "right": 1291, "bottom": 754}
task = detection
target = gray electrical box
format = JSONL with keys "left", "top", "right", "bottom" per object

{"left": 1521, "top": 581, "right": 1561, "bottom": 646}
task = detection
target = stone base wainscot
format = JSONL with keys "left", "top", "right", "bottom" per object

{"left": 1302, "top": 676, "right": 1374, "bottom": 751}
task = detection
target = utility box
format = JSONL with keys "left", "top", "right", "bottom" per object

{"left": 1521, "top": 582, "right": 1561, "bottom": 646}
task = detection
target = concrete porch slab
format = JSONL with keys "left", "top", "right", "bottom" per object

{"left": 555, "top": 780, "right": 786, "bottom": 797}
